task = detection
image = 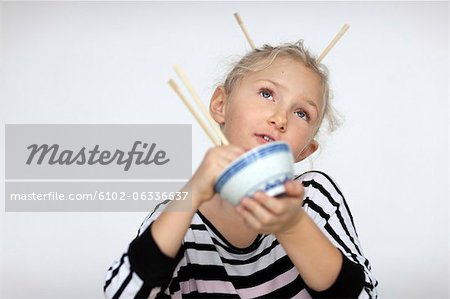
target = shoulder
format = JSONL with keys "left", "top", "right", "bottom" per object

{"left": 294, "top": 170, "right": 347, "bottom": 224}
{"left": 136, "top": 200, "right": 173, "bottom": 236}
{"left": 295, "top": 170, "right": 344, "bottom": 199}
{"left": 294, "top": 170, "right": 343, "bottom": 194}
{"left": 136, "top": 200, "right": 207, "bottom": 238}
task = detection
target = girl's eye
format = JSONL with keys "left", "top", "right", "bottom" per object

{"left": 259, "top": 88, "right": 274, "bottom": 101}
{"left": 294, "top": 110, "right": 310, "bottom": 121}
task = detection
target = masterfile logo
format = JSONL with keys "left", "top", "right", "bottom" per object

{"left": 6, "top": 124, "right": 190, "bottom": 179}
{"left": 5, "top": 124, "right": 192, "bottom": 212}
{"left": 26, "top": 141, "right": 170, "bottom": 171}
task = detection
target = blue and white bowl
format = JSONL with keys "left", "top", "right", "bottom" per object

{"left": 214, "top": 141, "right": 294, "bottom": 205}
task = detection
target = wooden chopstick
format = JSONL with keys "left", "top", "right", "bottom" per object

{"left": 168, "top": 79, "right": 221, "bottom": 146}
{"left": 317, "top": 24, "right": 350, "bottom": 63}
{"left": 233, "top": 12, "right": 348, "bottom": 64}
{"left": 173, "top": 65, "right": 229, "bottom": 146}
{"left": 234, "top": 12, "right": 256, "bottom": 50}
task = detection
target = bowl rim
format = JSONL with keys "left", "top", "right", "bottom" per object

{"left": 214, "top": 141, "right": 292, "bottom": 193}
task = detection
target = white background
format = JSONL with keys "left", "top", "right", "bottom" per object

{"left": 0, "top": 1, "right": 448, "bottom": 298}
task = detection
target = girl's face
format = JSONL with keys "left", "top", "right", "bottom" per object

{"left": 210, "top": 56, "right": 325, "bottom": 162}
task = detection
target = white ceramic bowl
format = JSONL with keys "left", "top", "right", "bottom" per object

{"left": 214, "top": 141, "right": 294, "bottom": 205}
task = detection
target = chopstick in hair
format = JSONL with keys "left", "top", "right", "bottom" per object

{"left": 317, "top": 24, "right": 350, "bottom": 63}
{"left": 234, "top": 12, "right": 256, "bottom": 50}
{"left": 168, "top": 79, "right": 222, "bottom": 146}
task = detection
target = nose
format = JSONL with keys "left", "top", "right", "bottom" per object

{"left": 268, "top": 108, "right": 288, "bottom": 132}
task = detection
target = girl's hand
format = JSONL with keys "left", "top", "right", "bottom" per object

{"left": 190, "top": 145, "right": 246, "bottom": 207}
{"left": 235, "top": 180, "right": 306, "bottom": 235}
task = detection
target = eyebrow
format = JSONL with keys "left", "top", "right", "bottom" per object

{"left": 258, "top": 79, "right": 320, "bottom": 115}
{"left": 304, "top": 100, "right": 319, "bottom": 116}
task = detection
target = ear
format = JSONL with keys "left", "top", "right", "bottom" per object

{"left": 209, "top": 86, "right": 227, "bottom": 125}
{"left": 295, "top": 139, "right": 319, "bottom": 162}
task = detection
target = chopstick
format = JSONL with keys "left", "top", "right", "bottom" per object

{"left": 234, "top": 12, "right": 256, "bottom": 50}
{"left": 233, "top": 12, "right": 348, "bottom": 63}
{"left": 317, "top": 24, "right": 350, "bottom": 63}
{"left": 173, "top": 65, "right": 229, "bottom": 146}
{"left": 168, "top": 79, "right": 222, "bottom": 146}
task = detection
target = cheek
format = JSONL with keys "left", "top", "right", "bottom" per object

{"left": 223, "top": 108, "right": 241, "bottom": 133}
{"left": 286, "top": 128, "right": 310, "bottom": 151}
{"left": 225, "top": 109, "right": 237, "bottom": 125}
{"left": 226, "top": 105, "right": 246, "bottom": 124}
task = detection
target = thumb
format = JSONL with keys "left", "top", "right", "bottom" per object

{"left": 285, "top": 180, "right": 304, "bottom": 198}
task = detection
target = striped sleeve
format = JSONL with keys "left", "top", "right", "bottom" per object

{"left": 104, "top": 200, "right": 184, "bottom": 299}
{"left": 296, "top": 171, "right": 379, "bottom": 299}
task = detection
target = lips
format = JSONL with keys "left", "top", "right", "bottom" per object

{"left": 255, "top": 133, "right": 277, "bottom": 143}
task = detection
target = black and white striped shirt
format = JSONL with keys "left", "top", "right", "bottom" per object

{"left": 104, "top": 171, "right": 378, "bottom": 298}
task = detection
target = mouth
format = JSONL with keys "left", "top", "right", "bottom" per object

{"left": 255, "top": 133, "right": 276, "bottom": 143}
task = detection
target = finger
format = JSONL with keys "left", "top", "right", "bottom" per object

{"left": 218, "top": 148, "right": 245, "bottom": 163}
{"left": 240, "top": 197, "right": 274, "bottom": 225}
{"left": 223, "top": 145, "right": 246, "bottom": 157}
{"left": 284, "top": 180, "right": 303, "bottom": 197}
{"left": 253, "top": 192, "right": 284, "bottom": 215}
{"left": 216, "top": 151, "right": 241, "bottom": 165}
{"left": 236, "top": 203, "right": 264, "bottom": 231}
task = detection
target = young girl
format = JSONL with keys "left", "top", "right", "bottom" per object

{"left": 104, "top": 41, "right": 378, "bottom": 298}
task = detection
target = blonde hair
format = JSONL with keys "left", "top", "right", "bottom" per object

{"left": 222, "top": 40, "right": 342, "bottom": 135}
